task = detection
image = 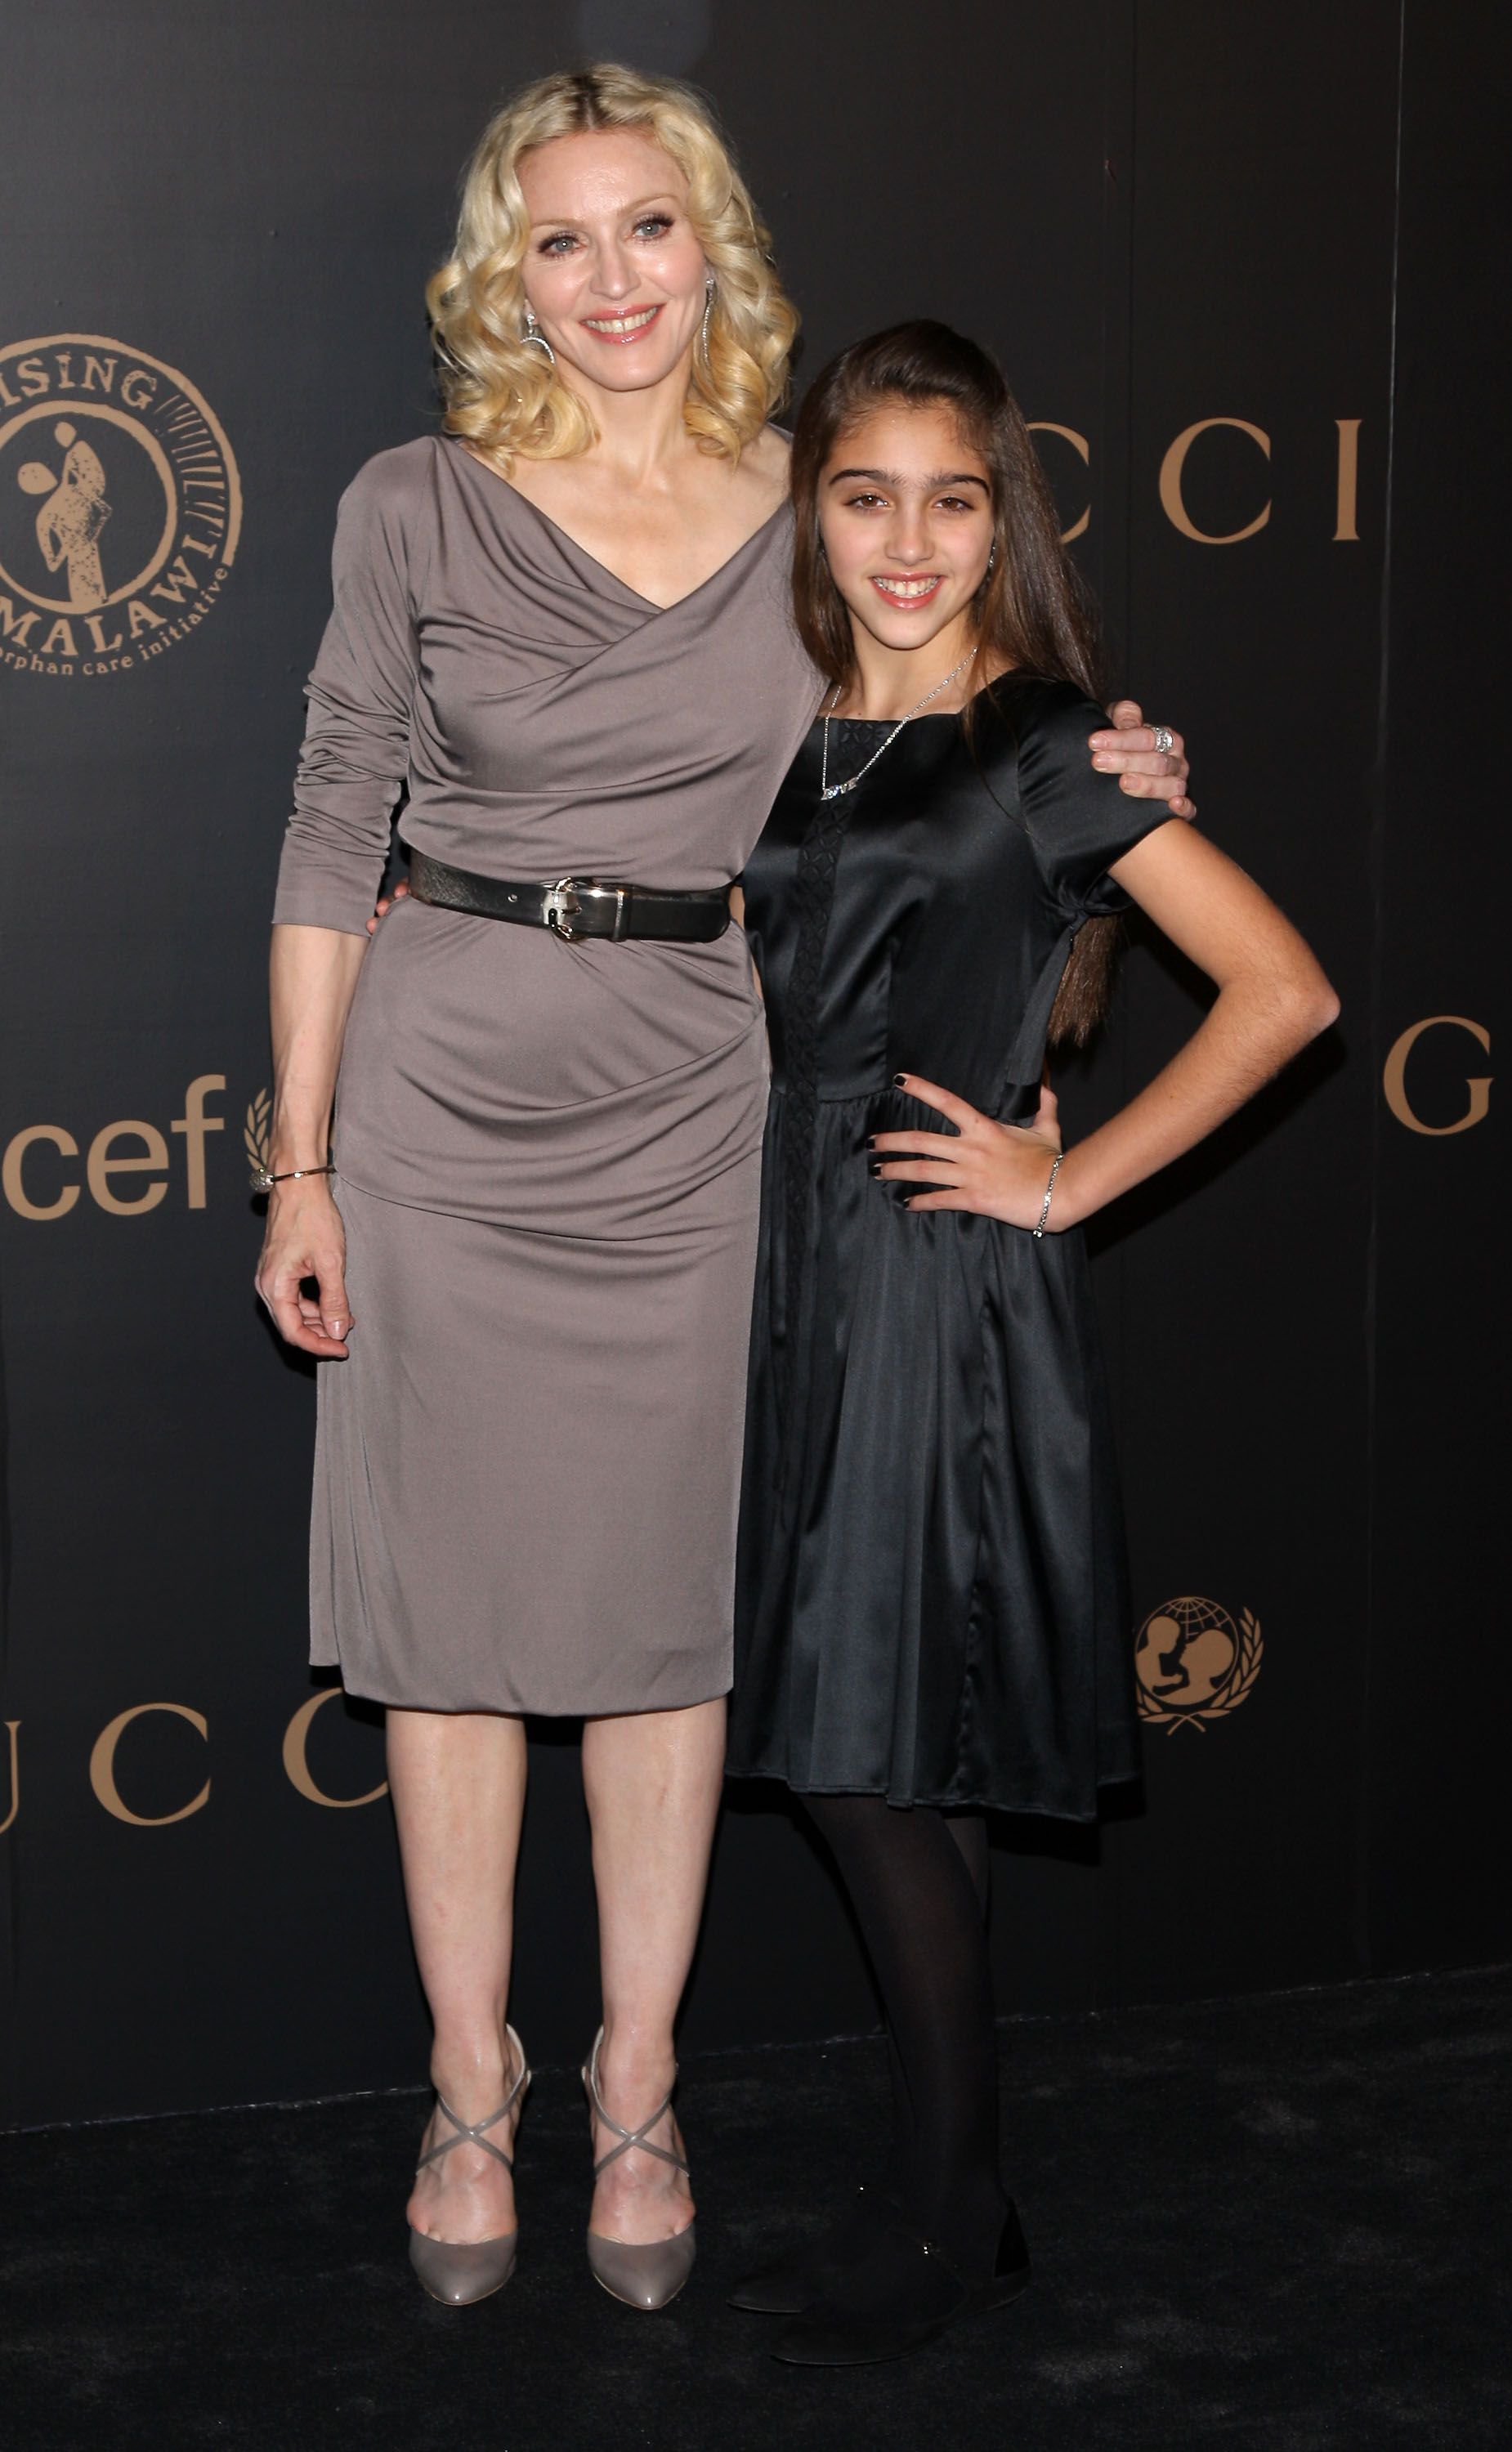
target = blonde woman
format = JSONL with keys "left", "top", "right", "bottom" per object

{"left": 256, "top": 65, "right": 1192, "bottom": 2314}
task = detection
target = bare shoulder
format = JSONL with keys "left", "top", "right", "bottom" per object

{"left": 742, "top": 423, "right": 792, "bottom": 514}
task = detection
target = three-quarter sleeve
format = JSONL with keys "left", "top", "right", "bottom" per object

{"left": 1017, "top": 681, "right": 1179, "bottom": 920}
{"left": 272, "top": 448, "right": 422, "bottom": 936}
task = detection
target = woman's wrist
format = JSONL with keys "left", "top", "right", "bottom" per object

{"left": 267, "top": 1103, "right": 333, "bottom": 1177}
{"left": 263, "top": 1112, "right": 335, "bottom": 1188}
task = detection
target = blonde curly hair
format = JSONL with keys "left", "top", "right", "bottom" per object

{"left": 426, "top": 63, "right": 798, "bottom": 465}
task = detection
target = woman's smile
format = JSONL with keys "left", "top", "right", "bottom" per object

{"left": 580, "top": 302, "right": 665, "bottom": 343}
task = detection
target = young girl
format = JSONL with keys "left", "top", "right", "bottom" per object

{"left": 725, "top": 322, "right": 1337, "bottom": 2365}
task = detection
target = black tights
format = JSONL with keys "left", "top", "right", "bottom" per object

{"left": 802, "top": 1793, "right": 1008, "bottom": 2270}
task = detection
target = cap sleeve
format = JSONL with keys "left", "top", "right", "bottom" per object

{"left": 272, "top": 445, "right": 425, "bottom": 936}
{"left": 1014, "top": 680, "right": 1179, "bottom": 920}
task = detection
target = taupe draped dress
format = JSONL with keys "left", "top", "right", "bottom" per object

{"left": 273, "top": 435, "right": 819, "bottom": 1715}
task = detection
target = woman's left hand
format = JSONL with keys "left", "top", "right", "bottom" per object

{"left": 872, "top": 1075, "right": 1068, "bottom": 1228}
{"left": 1089, "top": 700, "right": 1196, "bottom": 821}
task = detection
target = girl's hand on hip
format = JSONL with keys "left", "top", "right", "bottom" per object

{"left": 254, "top": 1180, "right": 354, "bottom": 1355}
{"left": 872, "top": 1075, "right": 1067, "bottom": 1230}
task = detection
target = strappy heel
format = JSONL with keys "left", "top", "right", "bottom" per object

{"left": 407, "top": 2024, "right": 530, "bottom": 2307}
{"left": 581, "top": 2026, "right": 696, "bottom": 2311}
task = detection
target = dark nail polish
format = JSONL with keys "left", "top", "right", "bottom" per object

{"left": 866, "top": 1136, "right": 877, "bottom": 1149}
{"left": 892, "top": 1072, "right": 907, "bottom": 1088}
{"left": 870, "top": 1161, "right": 883, "bottom": 1178}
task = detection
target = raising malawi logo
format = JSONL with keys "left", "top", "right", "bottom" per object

{"left": 0, "top": 333, "right": 240, "bottom": 677}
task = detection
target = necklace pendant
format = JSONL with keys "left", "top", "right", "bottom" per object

{"left": 819, "top": 781, "right": 849, "bottom": 802}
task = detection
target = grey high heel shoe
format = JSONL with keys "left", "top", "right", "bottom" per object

{"left": 407, "top": 2025, "right": 530, "bottom": 2307}
{"left": 581, "top": 2027, "right": 697, "bottom": 2311}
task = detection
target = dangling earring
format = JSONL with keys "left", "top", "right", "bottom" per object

{"left": 700, "top": 276, "right": 715, "bottom": 357}
{"left": 522, "top": 303, "right": 556, "bottom": 365}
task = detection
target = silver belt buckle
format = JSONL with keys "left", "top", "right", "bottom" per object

{"left": 544, "top": 877, "right": 629, "bottom": 943}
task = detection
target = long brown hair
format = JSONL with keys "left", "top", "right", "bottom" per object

{"left": 790, "top": 321, "right": 1118, "bottom": 1045}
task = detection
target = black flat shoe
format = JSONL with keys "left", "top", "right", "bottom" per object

{"left": 770, "top": 2206, "right": 1031, "bottom": 2368}
{"left": 728, "top": 2182, "right": 897, "bottom": 2315}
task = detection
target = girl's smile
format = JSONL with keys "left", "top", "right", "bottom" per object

{"left": 869, "top": 572, "right": 947, "bottom": 607}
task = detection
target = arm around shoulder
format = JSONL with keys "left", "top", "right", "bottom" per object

{"left": 1013, "top": 682, "right": 1183, "bottom": 919}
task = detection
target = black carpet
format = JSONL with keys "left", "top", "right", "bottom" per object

{"left": 3, "top": 1965, "right": 1508, "bottom": 2452}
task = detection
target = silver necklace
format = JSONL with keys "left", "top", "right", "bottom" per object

{"left": 819, "top": 647, "right": 977, "bottom": 801}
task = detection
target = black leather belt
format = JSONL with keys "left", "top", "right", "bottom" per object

{"left": 405, "top": 846, "right": 731, "bottom": 944}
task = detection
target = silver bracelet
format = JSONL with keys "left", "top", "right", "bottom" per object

{"left": 252, "top": 1161, "right": 334, "bottom": 1192}
{"left": 1031, "top": 1152, "right": 1063, "bottom": 1239}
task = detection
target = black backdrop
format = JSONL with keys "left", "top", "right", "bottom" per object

{"left": 1, "top": 0, "right": 1505, "bottom": 2128}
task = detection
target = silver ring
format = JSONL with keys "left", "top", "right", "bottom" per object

{"left": 1152, "top": 724, "right": 1174, "bottom": 756}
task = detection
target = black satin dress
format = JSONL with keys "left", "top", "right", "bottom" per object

{"left": 727, "top": 673, "right": 1174, "bottom": 1819}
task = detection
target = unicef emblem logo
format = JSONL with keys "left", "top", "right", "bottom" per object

{"left": 1134, "top": 1595, "right": 1263, "bottom": 1734}
{"left": 0, "top": 333, "right": 240, "bottom": 678}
